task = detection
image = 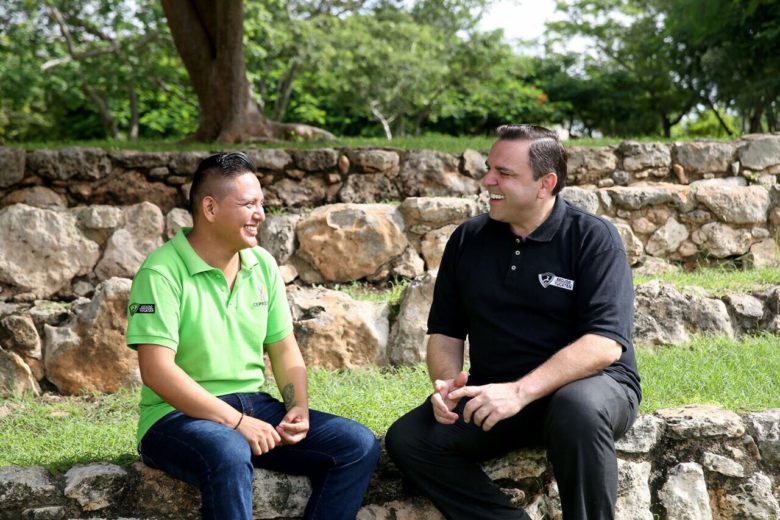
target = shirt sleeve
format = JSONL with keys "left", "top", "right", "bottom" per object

{"left": 427, "top": 224, "right": 469, "bottom": 340}
{"left": 576, "top": 244, "right": 634, "bottom": 351}
{"left": 263, "top": 254, "right": 294, "bottom": 344}
{"left": 126, "top": 268, "right": 181, "bottom": 351}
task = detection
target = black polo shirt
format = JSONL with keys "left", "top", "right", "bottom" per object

{"left": 428, "top": 196, "right": 641, "bottom": 402}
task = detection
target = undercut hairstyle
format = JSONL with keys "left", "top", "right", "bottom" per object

{"left": 496, "top": 124, "right": 568, "bottom": 195}
{"left": 188, "top": 152, "right": 258, "bottom": 218}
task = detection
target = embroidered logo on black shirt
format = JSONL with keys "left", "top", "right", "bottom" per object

{"left": 129, "top": 303, "right": 156, "bottom": 315}
{"left": 538, "top": 273, "right": 575, "bottom": 291}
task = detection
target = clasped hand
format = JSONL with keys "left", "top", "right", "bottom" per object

{"left": 236, "top": 405, "right": 309, "bottom": 455}
{"left": 433, "top": 372, "right": 526, "bottom": 431}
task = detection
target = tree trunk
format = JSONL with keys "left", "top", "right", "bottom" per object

{"left": 749, "top": 106, "right": 764, "bottom": 133}
{"left": 161, "top": 0, "right": 333, "bottom": 143}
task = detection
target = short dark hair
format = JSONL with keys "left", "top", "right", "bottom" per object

{"left": 189, "top": 152, "right": 257, "bottom": 217}
{"left": 496, "top": 124, "right": 567, "bottom": 195}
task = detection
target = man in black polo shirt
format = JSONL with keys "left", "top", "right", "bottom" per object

{"left": 385, "top": 124, "right": 641, "bottom": 520}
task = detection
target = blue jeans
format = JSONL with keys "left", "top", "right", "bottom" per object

{"left": 139, "top": 392, "right": 380, "bottom": 520}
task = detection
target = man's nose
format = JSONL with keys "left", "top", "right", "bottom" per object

{"left": 481, "top": 169, "right": 497, "bottom": 186}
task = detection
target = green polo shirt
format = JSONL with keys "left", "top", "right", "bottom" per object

{"left": 126, "top": 228, "right": 293, "bottom": 443}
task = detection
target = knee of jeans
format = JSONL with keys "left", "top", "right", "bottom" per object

{"left": 204, "top": 429, "right": 253, "bottom": 471}
{"left": 345, "top": 422, "right": 381, "bottom": 465}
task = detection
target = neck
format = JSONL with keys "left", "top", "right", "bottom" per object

{"left": 186, "top": 226, "right": 239, "bottom": 272}
{"left": 510, "top": 196, "right": 557, "bottom": 238}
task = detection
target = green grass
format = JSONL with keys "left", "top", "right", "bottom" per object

{"left": 634, "top": 266, "right": 780, "bottom": 294}
{"left": 330, "top": 278, "right": 410, "bottom": 305}
{"left": 1, "top": 334, "right": 777, "bottom": 471}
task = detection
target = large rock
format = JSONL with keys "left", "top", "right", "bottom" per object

{"left": 339, "top": 174, "right": 400, "bottom": 203}
{"left": 674, "top": 141, "right": 735, "bottom": 175}
{"left": 27, "top": 147, "right": 110, "bottom": 181}
{"left": 0, "top": 147, "right": 25, "bottom": 188}
{"left": 44, "top": 277, "right": 139, "bottom": 394}
{"left": 287, "top": 286, "right": 390, "bottom": 368}
{"left": 483, "top": 448, "right": 547, "bottom": 481}
{"left": 613, "top": 222, "right": 644, "bottom": 266}
{"left": 616, "top": 415, "right": 664, "bottom": 454}
{"left": 0, "top": 314, "right": 41, "bottom": 357}
{"left": 567, "top": 146, "right": 617, "bottom": 179}
{"left": 615, "top": 460, "right": 653, "bottom": 520}
{"left": 619, "top": 142, "right": 671, "bottom": 172}
{"left": 738, "top": 135, "right": 780, "bottom": 171}
{"left": 164, "top": 208, "right": 192, "bottom": 240}
{"left": 0, "top": 348, "right": 39, "bottom": 395}
{"left": 268, "top": 177, "right": 328, "bottom": 207}
{"left": 748, "top": 410, "right": 780, "bottom": 466}
{"left": 94, "top": 202, "right": 164, "bottom": 280}
{"left": 398, "top": 151, "right": 480, "bottom": 197}
{"left": 259, "top": 214, "right": 301, "bottom": 265}
{"left": 347, "top": 149, "right": 400, "bottom": 174}
{"left": 659, "top": 463, "right": 712, "bottom": 520}
{"left": 696, "top": 222, "right": 753, "bottom": 258}
{"left": 0, "top": 466, "right": 60, "bottom": 519}
{"left": 84, "top": 171, "right": 179, "bottom": 214}
{"left": 109, "top": 150, "right": 170, "bottom": 169}
{"left": 420, "top": 225, "right": 457, "bottom": 270}
{"left": 296, "top": 204, "right": 407, "bottom": 282}
{"left": 645, "top": 217, "right": 689, "bottom": 257}
{"left": 399, "top": 197, "right": 480, "bottom": 235}
{"left": 748, "top": 238, "right": 780, "bottom": 268}
{"left": 358, "top": 498, "right": 444, "bottom": 520}
{"left": 561, "top": 187, "right": 599, "bottom": 214}
{"left": 168, "top": 151, "right": 209, "bottom": 176}
{"left": 63, "top": 463, "right": 128, "bottom": 511}
{"left": 701, "top": 452, "right": 744, "bottom": 478}
{"left": 606, "top": 184, "right": 674, "bottom": 210}
{"left": 461, "top": 149, "right": 487, "bottom": 179}
{"left": 694, "top": 184, "right": 770, "bottom": 224}
{"left": 1, "top": 186, "right": 65, "bottom": 208}
{"left": 248, "top": 149, "right": 292, "bottom": 172}
{"left": 0, "top": 205, "right": 100, "bottom": 298}
{"left": 388, "top": 272, "right": 436, "bottom": 365}
{"left": 292, "top": 149, "right": 339, "bottom": 171}
{"left": 656, "top": 406, "right": 745, "bottom": 439}
{"left": 720, "top": 472, "right": 779, "bottom": 519}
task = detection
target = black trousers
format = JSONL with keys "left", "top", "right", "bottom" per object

{"left": 385, "top": 374, "right": 638, "bottom": 520}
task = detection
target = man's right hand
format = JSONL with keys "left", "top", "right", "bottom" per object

{"left": 431, "top": 370, "right": 468, "bottom": 424}
{"left": 236, "top": 415, "right": 282, "bottom": 455}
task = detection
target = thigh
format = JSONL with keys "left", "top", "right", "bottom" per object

{"left": 139, "top": 410, "right": 252, "bottom": 487}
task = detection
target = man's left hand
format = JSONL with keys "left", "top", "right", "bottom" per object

{"left": 448, "top": 383, "right": 527, "bottom": 431}
{"left": 276, "top": 405, "right": 310, "bottom": 445}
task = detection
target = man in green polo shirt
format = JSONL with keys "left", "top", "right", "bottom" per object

{"left": 126, "top": 152, "right": 379, "bottom": 520}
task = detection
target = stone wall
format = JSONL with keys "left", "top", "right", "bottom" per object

{"left": 1, "top": 406, "right": 778, "bottom": 519}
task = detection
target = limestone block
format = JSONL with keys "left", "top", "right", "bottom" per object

{"left": 659, "top": 463, "right": 712, "bottom": 520}
{"left": 561, "top": 186, "right": 599, "bottom": 214}
{"left": 95, "top": 202, "right": 164, "bottom": 280}
{"left": 258, "top": 214, "right": 301, "bottom": 266}
{"left": 567, "top": 146, "right": 617, "bottom": 177}
{"left": 0, "top": 205, "right": 100, "bottom": 298}
{"left": 133, "top": 463, "right": 199, "bottom": 519}
{"left": 0, "top": 314, "right": 41, "bottom": 357}
{"left": 657, "top": 406, "right": 745, "bottom": 439}
{"left": 44, "top": 277, "right": 139, "bottom": 395}
{"left": 357, "top": 498, "right": 444, "bottom": 520}
{"left": 296, "top": 204, "right": 407, "bottom": 282}
{"left": 615, "top": 460, "right": 653, "bottom": 520}
{"left": 1, "top": 187, "right": 65, "bottom": 208}
{"left": 420, "top": 225, "right": 457, "bottom": 270}
{"left": 694, "top": 184, "right": 770, "bottom": 224}
{"left": 613, "top": 222, "right": 644, "bottom": 266}
{"left": 616, "top": 415, "right": 664, "bottom": 454}
{"left": 0, "top": 466, "right": 60, "bottom": 517}
{"left": 633, "top": 257, "right": 682, "bottom": 276}
{"left": 698, "top": 222, "right": 753, "bottom": 258}
{"left": 347, "top": 149, "right": 400, "bottom": 174}
{"left": 339, "top": 174, "right": 400, "bottom": 203}
{"left": 287, "top": 286, "right": 390, "bottom": 368}
{"left": 252, "top": 468, "right": 310, "bottom": 519}
{"left": 399, "top": 197, "right": 479, "bottom": 235}
{"left": 19, "top": 505, "right": 67, "bottom": 519}
{"left": 164, "top": 208, "right": 192, "bottom": 240}
{"left": 387, "top": 247, "right": 425, "bottom": 280}
{"left": 388, "top": 272, "right": 436, "bottom": 365}
{"left": 738, "top": 135, "right": 780, "bottom": 171}
{"left": 748, "top": 239, "right": 780, "bottom": 268}
{"left": 64, "top": 463, "right": 128, "bottom": 511}
{"left": 748, "top": 410, "right": 780, "bottom": 466}
{"left": 268, "top": 177, "right": 328, "bottom": 207}
{"left": 632, "top": 217, "right": 657, "bottom": 234}
{"left": 110, "top": 150, "right": 171, "bottom": 169}
{"left": 721, "top": 472, "right": 779, "bottom": 519}
{"left": 291, "top": 148, "right": 338, "bottom": 171}
{"left": 645, "top": 217, "right": 689, "bottom": 257}
{"left": 398, "top": 150, "right": 480, "bottom": 197}
{"left": 482, "top": 448, "right": 548, "bottom": 481}
{"left": 27, "top": 147, "right": 110, "bottom": 181}
{"left": 461, "top": 149, "right": 486, "bottom": 179}
{"left": 0, "top": 348, "right": 40, "bottom": 395}
{"left": 606, "top": 184, "right": 674, "bottom": 210}
{"left": 167, "top": 151, "right": 209, "bottom": 176}
{"left": 619, "top": 142, "right": 671, "bottom": 172}
{"left": 248, "top": 149, "right": 292, "bottom": 172}
{"left": 82, "top": 171, "right": 179, "bottom": 214}
{"left": 73, "top": 205, "right": 125, "bottom": 231}
{"left": 723, "top": 293, "right": 765, "bottom": 332}
{"left": 0, "top": 147, "right": 25, "bottom": 188}
{"left": 701, "top": 452, "right": 744, "bottom": 477}
{"left": 674, "top": 141, "right": 736, "bottom": 174}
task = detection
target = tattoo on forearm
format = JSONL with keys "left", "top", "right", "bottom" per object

{"left": 282, "top": 383, "right": 295, "bottom": 410}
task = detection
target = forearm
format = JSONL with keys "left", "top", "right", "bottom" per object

{"left": 266, "top": 335, "right": 309, "bottom": 410}
{"left": 426, "top": 333, "right": 465, "bottom": 382}
{"left": 514, "top": 333, "right": 622, "bottom": 405}
{"left": 138, "top": 345, "right": 242, "bottom": 427}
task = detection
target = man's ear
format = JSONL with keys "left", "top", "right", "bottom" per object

{"left": 537, "top": 172, "right": 558, "bottom": 199}
{"left": 201, "top": 195, "right": 218, "bottom": 223}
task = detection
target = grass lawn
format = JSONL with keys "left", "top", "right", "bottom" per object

{"left": 1, "top": 334, "right": 778, "bottom": 473}
{"left": 634, "top": 266, "right": 780, "bottom": 294}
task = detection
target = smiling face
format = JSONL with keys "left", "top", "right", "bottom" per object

{"left": 207, "top": 172, "right": 265, "bottom": 252}
{"left": 483, "top": 139, "right": 556, "bottom": 233}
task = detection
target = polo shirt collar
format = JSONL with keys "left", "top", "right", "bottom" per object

{"left": 526, "top": 196, "right": 566, "bottom": 242}
{"left": 171, "top": 228, "right": 259, "bottom": 275}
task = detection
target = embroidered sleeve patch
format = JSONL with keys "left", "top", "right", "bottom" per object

{"left": 129, "top": 303, "right": 156, "bottom": 315}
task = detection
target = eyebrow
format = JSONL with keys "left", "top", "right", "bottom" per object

{"left": 486, "top": 161, "right": 515, "bottom": 174}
